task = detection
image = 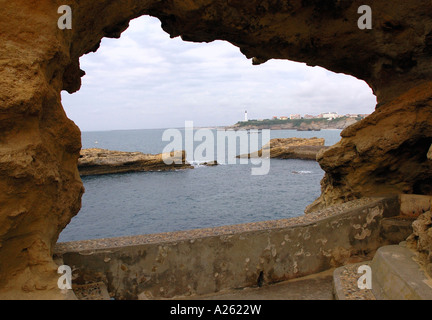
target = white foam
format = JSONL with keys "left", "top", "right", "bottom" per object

{"left": 292, "top": 170, "right": 312, "bottom": 174}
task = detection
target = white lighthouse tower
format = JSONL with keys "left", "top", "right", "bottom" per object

{"left": 244, "top": 110, "right": 248, "bottom": 122}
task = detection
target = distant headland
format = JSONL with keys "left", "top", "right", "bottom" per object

{"left": 225, "top": 113, "right": 369, "bottom": 131}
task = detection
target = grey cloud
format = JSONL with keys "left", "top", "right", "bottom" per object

{"left": 62, "top": 15, "right": 376, "bottom": 131}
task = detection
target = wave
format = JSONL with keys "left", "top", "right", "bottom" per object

{"left": 292, "top": 170, "right": 312, "bottom": 174}
{"left": 189, "top": 160, "right": 223, "bottom": 167}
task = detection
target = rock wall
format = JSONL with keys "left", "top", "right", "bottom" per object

{"left": 55, "top": 197, "right": 403, "bottom": 300}
{"left": 407, "top": 210, "right": 432, "bottom": 277}
{"left": 2, "top": 0, "right": 432, "bottom": 298}
{"left": 306, "top": 84, "right": 432, "bottom": 212}
{"left": 0, "top": 1, "right": 84, "bottom": 299}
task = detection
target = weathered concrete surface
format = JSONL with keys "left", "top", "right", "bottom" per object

{"left": 334, "top": 246, "right": 432, "bottom": 300}
{"left": 333, "top": 194, "right": 432, "bottom": 300}
{"left": 371, "top": 245, "right": 432, "bottom": 300}
{"left": 379, "top": 217, "right": 415, "bottom": 244}
{"left": 54, "top": 197, "right": 403, "bottom": 300}
{"left": 399, "top": 194, "right": 432, "bottom": 218}
{"left": 3, "top": 0, "right": 432, "bottom": 299}
{"left": 182, "top": 269, "right": 335, "bottom": 300}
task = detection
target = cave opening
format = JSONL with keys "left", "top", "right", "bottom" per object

{"left": 58, "top": 15, "right": 376, "bottom": 242}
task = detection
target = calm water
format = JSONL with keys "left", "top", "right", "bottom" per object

{"left": 58, "top": 129, "right": 341, "bottom": 242}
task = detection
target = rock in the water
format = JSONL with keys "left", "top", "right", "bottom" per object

{"left": 201, "top": 161, "right": 219, "bottom": 166}
{"left": 78, "top": 148, "right": 192, "bottom": 176}
{"left": 238, "top": 137, "right": 328, "bottom": 160}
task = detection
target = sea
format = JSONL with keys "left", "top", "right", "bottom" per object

{"left": 58, "top": 128, "right": 342, "bottom": 242}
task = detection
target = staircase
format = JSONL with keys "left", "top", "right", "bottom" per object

{"left": 333, "top": 244, "right": 432, "bottom": 300}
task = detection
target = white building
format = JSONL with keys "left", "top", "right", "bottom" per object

{"left": 321, "top": 112, "right": 340, "bottom": 120}
{"left": 244, "top": 110, "right": 248, "bottom": 122}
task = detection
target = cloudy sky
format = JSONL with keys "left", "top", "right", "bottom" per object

{"left": 61, "top": 16, "right": 377, "bottom": 132}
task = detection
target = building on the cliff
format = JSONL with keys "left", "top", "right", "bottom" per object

{"left": 290, "top": 114, "right": 301, "bottom": 119}
{"left": 320, "top": 112, "right": 340, "bottom": 120}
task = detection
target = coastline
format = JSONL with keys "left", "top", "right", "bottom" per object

{"left": 225, "top": 116, "right": 359, "bottom": 131}
{"left": 78, "top": 137, "right": 327, "bottom": 176}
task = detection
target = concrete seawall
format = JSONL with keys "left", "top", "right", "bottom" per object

{"left": 54, "top": 196, "right": 413, "bottom": 300}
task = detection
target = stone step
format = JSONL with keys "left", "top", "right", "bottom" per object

{"left": 333, "top": 261, "right": 376, "bottom": 300}
{"left": 333, "top": 244, "right": 432, "bottom": 300}
{"left": 371, "top": 245, "right": 432, "bottom": 300}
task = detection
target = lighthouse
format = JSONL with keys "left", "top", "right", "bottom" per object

{"left": 244, "top": 110, "right": 248, "bottom": 122}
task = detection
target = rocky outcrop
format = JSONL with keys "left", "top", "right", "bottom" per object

{"left": 201, "top": 161, "right": 219, "bottom": 167}
{"left": 296, "top": 118, "right": 358, "bottom": 131}
{"left": 78, "top": 149, "right": 192, "bottom": 176}
{"left": 228, "top": 117, "right": 358, "bottom": 131}
{"left": 406, "top": 211, "right": 432, "bottom": 277}
{"left": 306, "top": 85, "right": 432, "bottom": 213}
{"left": 239, "top": 137, "right": 328, "bottom": 160}
{"left": 3, "top": 0, "right": 432, "bottom": 299}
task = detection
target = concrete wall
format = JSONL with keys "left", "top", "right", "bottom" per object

{"left": 55, "top": 196, "right": 405, "bottom": 300}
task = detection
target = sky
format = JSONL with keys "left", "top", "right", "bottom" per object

{"left": 61, "top": 16, "right": 377, "bottom": 132}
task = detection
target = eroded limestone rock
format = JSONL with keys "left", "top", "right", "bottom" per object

{"left": 78, "top": 148, "right": 192, "bottom": 176}
{"left": 407, "top": 211, "right": 432, "bottom": 276}
{"left": 238, "top": 137, "right": 327, "bottom": 160}
{"left": 306, "top": 84, "right": 432, "bottom": 212}
{"left": 2, "top": 0, "right": 432, "bottom": 298}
